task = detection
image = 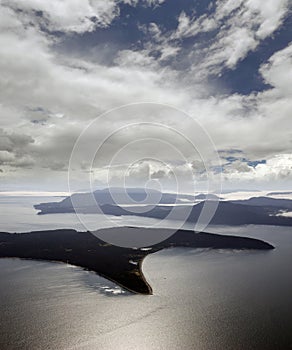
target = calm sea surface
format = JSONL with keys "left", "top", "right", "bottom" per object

{"left": 0, "top": 196, "right": 292, "bottom": 349}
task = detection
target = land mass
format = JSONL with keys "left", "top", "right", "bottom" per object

{"left": 0, "top": 228, "right": 274, "bottom": 294}
{"left": 34, "top": 189, "right": 292, "bottom": 226}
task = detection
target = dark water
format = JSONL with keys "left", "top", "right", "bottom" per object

{"left": 0, "top": 195, "right": 189, "bottom": 233}
{"left": 0, "top": 225, "right": 292, "bottom": 350}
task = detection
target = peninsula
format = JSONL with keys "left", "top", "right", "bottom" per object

{"left": 0, "top": 228, "right": 274, "bottom": 294}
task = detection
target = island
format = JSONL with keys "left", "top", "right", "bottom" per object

{"left": 34, "top": 189, "right": 292, "bottom": 227}
{"left": 0, "top": 228, "right": 274, "bottom": 295}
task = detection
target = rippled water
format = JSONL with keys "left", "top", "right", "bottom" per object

{"left": 0, "top": 196, "right": 292, "bottom": 349}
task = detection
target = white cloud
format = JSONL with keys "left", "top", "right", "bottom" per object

{"left": 203, "top": 27, "right": 258, "bottom": 71}
{"left": 171, "top": 0, "right": 290, "bottom": 76}
{"left": 1, "top": 0, "right": 167, "bottom": 36}
{"left": 144, "top": 0, "right": 165, "bottom": 6}
{"left": 115, "top": 49, "right": 157, "bottom": 67}
{"left": 133, "top": 0, "right": 290, "bottom": 80}
{"left": 260, "top": 43, "right": 292, "bottom": 97}
{"left": 0, "top": 1, "right": 191, "bottom": 182}
{"left": 247, "top": 0, "right": 289, "bottom": 39}
{"left": 0, "top": 0, "right": 291, "bottom": 190}
{"left": 122, "top": 0, "right": 165, "bottom": 6}
{"left": 2, "top": 0, "right": 119, "bottom": 33}
{"left": 222, "top": 154, "right": 292, "bottom": 183}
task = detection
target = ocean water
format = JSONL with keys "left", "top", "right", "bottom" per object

{"left": 0, "top": 195, "right": 196, "bottom": 233}
{"left": 0, "top": 196, "right": 292, "bottom": 349}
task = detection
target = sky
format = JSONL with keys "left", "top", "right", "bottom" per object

{"left": 0, "top": 0, "right": 291, "bottom": 193}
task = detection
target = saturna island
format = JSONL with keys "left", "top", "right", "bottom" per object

{"left": 0, "top": 227, "right": 274, "bottom": 295}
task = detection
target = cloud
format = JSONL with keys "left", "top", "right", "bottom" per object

{"left": 0, "top": 1, "right": 291, "bottom": 190}
{"left": 151, "top": 169, "right": 167, "bottom": 179}
{"left": 145, "top": 0, "right": 165, "bottom": 6}
{"left": 127, "top": 161, "right": 151, "bottom": 180}
{"left": 2, "top": 0, "right": 119, "bottom": 33}
{"left": 0, "top": 129, "right": 35, "bottom": 170}
{"left": 102, "top": 159, "right": 199, "bottom": 192}
{"left": 0, "top": 129, "right": 34, "bottom": 152}
{"left": 166, "top": 0, "right": 290, "bottom": 77}
{"left": 0, "top": 151, "right": 35, "bottom": 169}
{"left": 222, "top": 154, "right": 292, "bottom": 183}
{"left": 2, "top": 0, "right": 167, "bottom": 35}
{"left": 123, "top": 0, "right": 165, "bottom": 7}
{"left": 260, "top": 42, "right": 292, "bottom": 97}
{"left": 195, "top": 0, "right": 289, "bottom": 76}
{"left": 0, "top": 151, "right": 15, "bottom": 164}
{"left": 223, "top": 160, "right": 252, "bottom": 174}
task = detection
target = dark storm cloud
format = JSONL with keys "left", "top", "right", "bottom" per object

{"left": 151, "top": 169, "right": 167, "bottom": 179}
{"left": 0, "top": 129, "right": 35, "bottom": 169}
{"left": 0, "top": 129, "right": 34, "bottom": 152}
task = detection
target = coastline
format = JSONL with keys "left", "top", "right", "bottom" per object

{"left": 0, "top": 227, "right": 274, "bottom": 295}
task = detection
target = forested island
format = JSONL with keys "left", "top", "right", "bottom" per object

{"left": 0, "top": 228, "right": 274, "bottom": 294}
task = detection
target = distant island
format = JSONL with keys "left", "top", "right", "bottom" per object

{"left": 0, "top": 228, "right": 274, "bottom": 294}
{"left": 34, "top": 188, "right": 292, "bottom": 226}
{"left": 267, "top": 191, "right": 292, "bottom": 196}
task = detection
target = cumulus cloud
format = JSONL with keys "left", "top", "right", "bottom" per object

{"left": 102, "top": 159, "right": 198, "bottom": 192}
{"left": 0, "top": 151, "right": 15, "bottom": 164}
{"left": 127, "top": 161, "right": 151, "bottom": 181}
{"left": 222, "top": 154, "right": 292, "bottom": 183}
{"left": 151, "top": 169, "right": 167, "bottom": 179}
{"left": 2, "top": 0, "right": 119, "bottom": 33}
{"left": 260, "top": 43, "right": 292, "bottom": 97}
{"left": 0, "top": 129, "right": 34, "bottom": 152}
{"left": 0, "top": 129, "right": 35, "bottom": 170}
{"left": 2, "top": 0, "right": 167, "bottom": 35}
{"left": 0, "top": 0, "right": 291, "bottom": 190}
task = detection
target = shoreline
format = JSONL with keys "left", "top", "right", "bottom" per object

{"left": 0, "top": 227, "right": 274, "bottom": 295}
